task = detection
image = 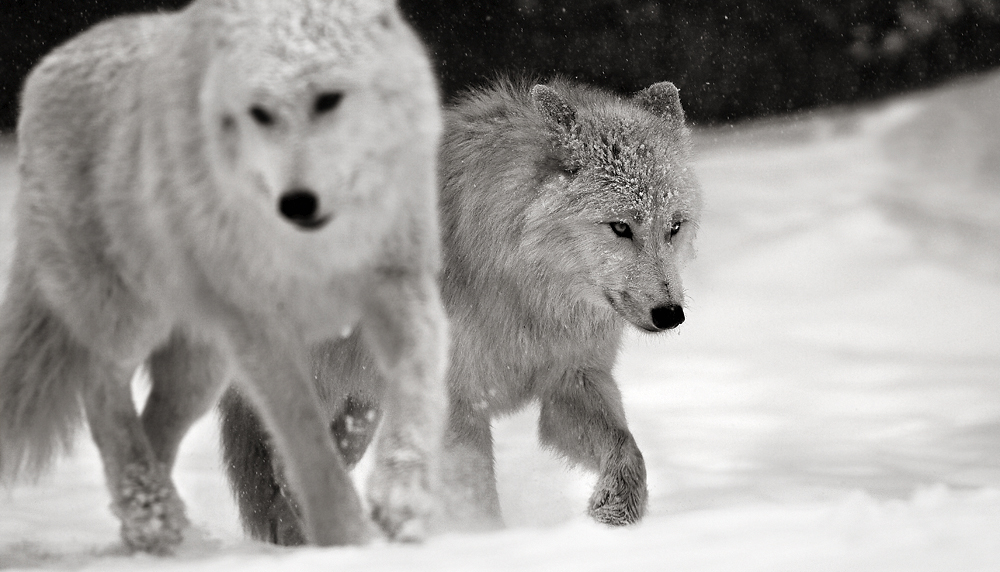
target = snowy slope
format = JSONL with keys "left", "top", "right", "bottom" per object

{"left": 2, "top": 72, "right": 1000, "bottom": 571}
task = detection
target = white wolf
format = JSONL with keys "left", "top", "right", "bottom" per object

{"left": 0, "top": 0, "right": 447, "bottom": 553}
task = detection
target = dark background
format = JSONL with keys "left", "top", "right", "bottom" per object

{"left": 2, "top": 0, "right": 999, "bottom": 131}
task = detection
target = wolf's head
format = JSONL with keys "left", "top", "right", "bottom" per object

{"left": 194, "top": 0, "right": 440, "bottom": 268}
{"left": 523, "top": 81, "right": 702, "bottom": 333}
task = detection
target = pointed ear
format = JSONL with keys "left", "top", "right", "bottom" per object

{"left": 531, "top": 84, "right": 577, "bottom": 133}
{"left": 636, "top": 81, "right": 685, "bottom": 124}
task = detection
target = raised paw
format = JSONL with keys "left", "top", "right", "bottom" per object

{"left": 113, "top": 462, "right": 189, "bottom": 554}
{"left": 331, "top": 397, "right": 381, "bottom": 469}
{"left": 587, "top": 451, "right": 648, "bottom": 526}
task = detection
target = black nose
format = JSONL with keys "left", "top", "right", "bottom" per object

{"left": 650, "top": 304, "right": 685, "bottom": 330}
{"left": 278, "top": 189, "right": 328, "bottom": 230}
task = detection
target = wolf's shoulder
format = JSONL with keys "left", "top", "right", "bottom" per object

{"left": 18, "top": 12, "right": 183, "bottom": 135}
{"left": 25, "top": 12, "right": 175, "bottom": 87}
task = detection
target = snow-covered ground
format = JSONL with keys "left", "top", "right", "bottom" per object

{"left": 2, "top": 72, "right": 1000, "bottom": 571}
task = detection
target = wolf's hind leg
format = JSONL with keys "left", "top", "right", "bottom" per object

{"left": 360, "top": 274, "right": 449, "bottom": 541}
{"left": 142, "top": 331, "right": 229, "bottom": 469}
{"left": 82, "top": 355, "right": 188, "bottom": 553}
{"left": 538, "top": 369, "right": 647, "bottom": 526}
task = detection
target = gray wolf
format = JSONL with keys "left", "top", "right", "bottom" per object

{"left": 0, "top": 0, "right": 447, "bottom": 553}
{"left": 222, "top": 78, "right": 702, "bottom": 543}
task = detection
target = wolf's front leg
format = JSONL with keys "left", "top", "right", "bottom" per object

{"left": 437, "top": 399, "right": 504, "bottom": 531}
{"left": 82, "top": 355, "right": 188, "bottom": 554}
{"left": 360, "top": 274, "right": 449, "bottom": 541}
{"left": 228, "top": 322, "right": 372, "bottom": 546}
{"left": 538, "top": 369, "right": 648, "bottom": 526}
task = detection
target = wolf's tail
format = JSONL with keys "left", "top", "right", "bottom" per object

{"left": 0, "top": 269, "right": 89, "bottom": 483}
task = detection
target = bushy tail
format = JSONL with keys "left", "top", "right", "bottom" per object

{"left": 0, "top": 275, "right": 89, "bottom": 483}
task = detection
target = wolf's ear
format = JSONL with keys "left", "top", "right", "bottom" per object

{"left": 636, "top": 82, "right": 685, "bottom": 124}
{"left": 531, "top": 84, "right": 577, "bottom": 133}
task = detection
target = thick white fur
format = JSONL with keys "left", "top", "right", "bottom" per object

{"left": 0, "top": 0, "right": 447, "bottom": 552}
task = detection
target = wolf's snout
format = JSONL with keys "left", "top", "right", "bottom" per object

{"left": 278, "top": 188, "right": 330, "bottom": 230}
{"left": 650, "top": 304, "right": 685, "bottom": 330}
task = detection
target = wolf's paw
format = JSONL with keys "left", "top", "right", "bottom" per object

{"left": 266, "top": 485, "right": 306, "bottom": 546}
{"left": 331, "top": 398, "right": 381, "bottom": 469}
{"left": 367, "top": 452, "right": 434, "bottom": 542}
{"left": 114, "top": 463, "right": 189, "bottom": 554}
{"left": 587, "top": 453, "right": 648, "bottom": 526}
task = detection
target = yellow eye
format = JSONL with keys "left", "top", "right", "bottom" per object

{"left": 610, "top": 221, "right": 633, "bottom": 239}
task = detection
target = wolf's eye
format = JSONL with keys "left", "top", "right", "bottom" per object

{"left": 249, "top": 105, "right": 275, "bottom": 126}
{"left": 610, "top": 221, "right": 633, "bottom": 239}
{"left": 314, "top": 92, "right": 343, "bottom": 115}
{"left": 669, "top": 220, "right": 683, "bottom": 238}
{"left": 561, "top": 162, "right": 580, "bottom": 176}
